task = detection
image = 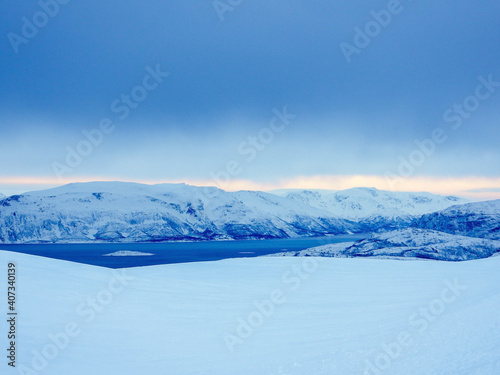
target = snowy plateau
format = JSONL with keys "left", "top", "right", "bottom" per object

{"left": 1, "top": 251, "right": 500, "bottom": 375}
{"left": 0, "top": 182, "right": 470, "bottom": 244}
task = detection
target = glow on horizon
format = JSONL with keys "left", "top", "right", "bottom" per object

{"left": 1, "top": 175, "right": 500, "bottom": 201}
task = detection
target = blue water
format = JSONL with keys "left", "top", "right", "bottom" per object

{"left": 0, "top": 235, "right": 364, "bottom": 268}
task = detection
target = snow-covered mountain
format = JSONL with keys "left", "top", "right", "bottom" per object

{"left": 414, "top": 200, "right": 500, "bottom": 240}
{"left": 270, "top": 188, "right": 468, "bottom": 231}
{"left": 0, "top": 182, "right": 484, "bottom": 244}
{"left": 0, "top": 192, "right": 5, "bottom": 200}
{"left": 0, "top": 182, "right": 355, "bottom": 243}
{"left": 271, "top": 228, "right": 500, "bottom": 261}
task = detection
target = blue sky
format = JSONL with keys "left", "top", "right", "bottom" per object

{"left": 1, "top": 0, "right": 500, "bottom": 199}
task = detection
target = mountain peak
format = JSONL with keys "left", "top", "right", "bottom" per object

{"left": 24, "top": 181, "right": 200, "bottom": 197}
{"left": 270, "top": 187, "right": 469, "bottom": 220}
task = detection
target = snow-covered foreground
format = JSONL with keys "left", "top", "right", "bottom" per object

{"left": 1, "top": 251, "right": 500, "bottom": 375}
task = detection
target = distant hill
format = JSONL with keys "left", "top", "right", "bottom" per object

{"left": 270, "top": 187, "right": 468, "bottom": 231}
{"left": 271, "top": 228, "right": 500, "bottom": 261}
{"left": 414, "top": 200, "right": 500, "bottom": 240}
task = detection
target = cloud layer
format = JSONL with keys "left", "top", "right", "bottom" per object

{"left": 1, "top": 0, "right": 499, "bottom": 198}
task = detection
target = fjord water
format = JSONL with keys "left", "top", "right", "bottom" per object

{"left": 0, "top": 235, "right": 364, "bottom": 268}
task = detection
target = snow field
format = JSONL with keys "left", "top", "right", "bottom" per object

{"left": 1, "top": 251, "right": 499, "bottom": 375}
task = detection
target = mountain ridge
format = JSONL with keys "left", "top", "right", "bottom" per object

{"left": 0, "top": 182, "right": 351, "bottom": 243}
{"left": 0, "top": 182, "right": 485, "bottom": 244}
{"left": 269, "top": 187, "right": 468, "bottom": 219}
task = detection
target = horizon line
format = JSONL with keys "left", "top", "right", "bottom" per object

{"left": 1, "top": 175, "right": 500, "bottom": 201}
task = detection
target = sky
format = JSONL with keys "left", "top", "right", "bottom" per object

{"left": 1, "top": 0, "right": 500, "bottom": 200}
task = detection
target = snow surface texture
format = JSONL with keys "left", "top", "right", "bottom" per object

{"left": 103, "top": 251, "right": 154, "bottom": 256}
{"left": 1, "top": 251, "right": 500, "bottom": 375}
{"left": 272, "top": 228, "right": 500, "bottom": 261}
{"left": 0, "top": 182, "right": 466, "bottom": 244}
{"left": 414, "top": 199, "right": 500, "bottom": 240}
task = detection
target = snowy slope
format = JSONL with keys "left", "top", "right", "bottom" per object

{"left": 1, "top": 250, "right": 500, "bottom": 375}
{"left": 0, "top": 182, "right": 353, "bottom": 243}
{"left": 271, "top": 188, "right": 468, "bottom": 230}
{"left": 272, "top": 228, "right": 500, "bottom": 261}
{"left": 414, "top": 199, "right": 500, "bottom": 240}
{"left": 0, "top": 192, "right": 5, "bottom": 199}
